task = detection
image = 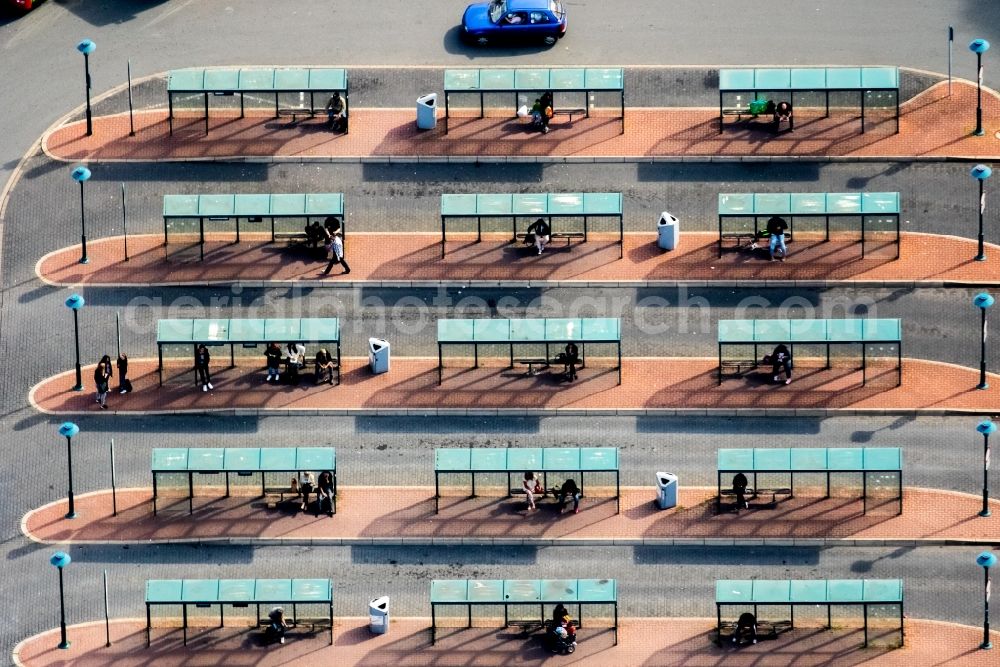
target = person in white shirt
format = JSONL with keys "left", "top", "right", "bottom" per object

{"left": 322, "top": 231, "right": 351, "bottom": 275}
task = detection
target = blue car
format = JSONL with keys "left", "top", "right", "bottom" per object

{"left": 462, "top": 0, "right": 567, "bottom": 47}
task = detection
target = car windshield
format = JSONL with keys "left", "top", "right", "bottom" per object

{"left": 489, "top": 0, "right": 507, "bottom": 23}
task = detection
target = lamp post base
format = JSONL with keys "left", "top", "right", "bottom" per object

{"left": 981, "top": 640, "right": 993, "bottom": 650}
{"left": 974, "top": 129, "right": 986, "bottom": 137}
{"left": 981, "top": 509, "right": 993, "bottom": 517}
{"left": 58, "top": 641, "right": 71, "bottom": 650}
{"left": 978, "top": 382, "right": 990, "bottom": 390}
{"left": 976, "top": 255, "right": 987, "bottom": 261}
{"left": 64, "top": 511, "right": 77, "bottom": 520}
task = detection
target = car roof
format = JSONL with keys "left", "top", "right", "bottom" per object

{"left": 506, "top": 0, "right": 552, "bottom": 12}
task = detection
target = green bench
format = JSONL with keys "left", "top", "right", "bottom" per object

{"left": 167, "top": 67, "right": 349, "bottom": 135}
{"left": 436, "top": 317, "right": 621, "bottom": 385}
{"left": 145, "top": 577, "right": 333, "bottom": 646}
{"left": 162, "top": 193, "right": 344, "bottom": 261}
{"left": 442, "top": 67, "right": 624, "bottom": 134}
{"left": 716, "top": 447, "right": 902, "bottom": 514}
{"left": 430, "top": 578, "right": 617, "bottom": 645}
{"left": 717, "top": 318, "right": 902, "bottom": 386}
{"left": 717, "top": 192, "right": 900, "bottom": 259}
{"left": 718, "top": 66, "right": 899, "bottom": 134}
{"left": 716, "top": 578, "right": 904, "bottom": 647}
{"left": 152, "top": 446, "right": 336, "bottom": 515}
{"left": 439, "top": 192, "right": 623, "bottom": 258}
{"left": 156, "top": 317, "right": 341, "bottom": 386}
{"left": 434, "top": 446, "right": 619, "bottom": 513}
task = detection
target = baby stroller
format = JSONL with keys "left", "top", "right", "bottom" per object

{"left": 546, "top": 622, "right": 577, "bottom": 654}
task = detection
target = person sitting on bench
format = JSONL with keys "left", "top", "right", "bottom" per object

{"left": 285, "top": 342, "right": 306, "bottom": 381}
{"left": 766, "top": 216, "right": 788, "bottom": 262}
{"left": 732, "top": 611, "right": 758, "bottom": 645}
{"left": 266, "top": 607, "right": 289, "bottom": 644}
{"left": 325, "top": 92, "right": 346, "bottom": 132}
{"left": 314, "top": 348, "right": 336, "bottom": 385}
{"left": 316, "top": 470, "right": 335, "bottom": 517}
{"left": 773, "top": 100, "right": 792, "bottom": 130}
{"left": 555, "top": 342, "right": 579, "bottom": 381}
{"left": 769, "top": 343, "right": 792, "bottom": 385}
{"left": 557, "top": 478, "right": 581, "bottom": 514}
{"left": 732, "top": 472, "right": 749, "bottom": 510}
{"left": 523, "top": 471, "right": 544, "bottom": 511}
{"left": 526, "top": 218, "right": 552, "bottom": 255}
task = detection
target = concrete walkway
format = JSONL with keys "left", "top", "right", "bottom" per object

{"left": 22, "top": 487, "right": 1000, "bottom": 547}
{"left": 29, "top": 358, "right": 1000, "bottom": 416}
{"left": 12, "top": 618, "right": 999, "bottom": 666}
{"left": 42, "top": 82, "right": 1000, "bottom": 163}
{"left": 36, "top": 232, "right": 1000, "bottom": 288}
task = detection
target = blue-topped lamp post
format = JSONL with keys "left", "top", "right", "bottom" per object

{"left": 975, "top": 293, "right": 994, "bottom": 389}
{"left": 71, "top": 165, "right": 91, "bottom": 264}
{"left": 970, "top": 39, "right": 990, "bottom": 136}
{"left": 973, "top": 165, "right": 992, "bottom": 261}
{"left": 65, "top": 294, "right": 85, "bottom": 391}
{"left": 58, "top": 422, "right": 79, "bottom": 519}
{"left": 977, "top": 551, "right": 996, "bottom": 649}
{"left": 76, "top": 39, "right": 95, "bottom": 136}
{"left": 50, "top": 551, "right": 72, "bottom": 649}
{"left": 979, "top": 420, "right": 996, "bottom": 517}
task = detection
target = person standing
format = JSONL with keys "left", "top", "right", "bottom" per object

{"left": 264, "top": 343, "right": 282, "bottom": 383}
{"left": 195, "top": 344, "right": 213, "bottom": 392}
{"left": 94, "top": 361, "right": 110, "bottom": 409}
{"left": 117, "top": 353, "right": 130, "bottom": 393}
{"left": 766, "top": 215, "right": 788, "bottom": 262}
{"left": 322, "top": 231, "right": 350, "bottom": 275}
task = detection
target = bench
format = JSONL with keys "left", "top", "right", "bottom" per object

{"left": 515, "top": 231, "right": 587, "bottom": 246}
{"left": 553, "top": 107, "right": 587, "bottom": 121}
{"left": 277, "top": 107, "right": 320, "bottom": 122}
{"left": 717, "top": 618, "right": 787, "bottom": 640}
{"left": 514, "top": 357, "right": 550, "bottom": 375}
{"left": 719, "top": 486, "right": 792, "bottom": 508}
{"left": 719, "top": 359, "right": 757, "bottom": 376}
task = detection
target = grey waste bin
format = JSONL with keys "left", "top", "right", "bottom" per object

{"left": 416, "top": 93, "right": 438, "bottom": 130}
{"left": 657, "top": 212, "right": 679, "bottom": 250}
{"left": 656, "top": 471, "right": 678, "bottom": 509}
{"left": 369, "top": 338, "right": 390, "bottom": 374}
{"left": 369, "top": 596, "right": 389, "bottom": 634}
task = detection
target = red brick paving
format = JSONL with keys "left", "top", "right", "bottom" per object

{"left": 36, "top": 232, "right": 1000, "bottom": 287}
{"left": 22, "top": 487, "right": 999, "bottom": 545}
{"left": 13, "top": 618, "right": 999, "bottom": 666}
{"left": 43, "top": 82, "right": 1000, "bottom": 162}
{"left": 29, "top": 357, "right": 1000, "bottom": 415}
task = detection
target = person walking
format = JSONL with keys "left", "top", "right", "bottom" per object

{"left": 195, "top": 344, "right": 213, "bottom": 392}
{"left": 116, "top": 353, "right": 130, "bottom": 393}
{"left": 94, "top": 360, "right": 110, "bottom": 409}
{"left": 322, "top": 231, "right": 350, "bottom": 275}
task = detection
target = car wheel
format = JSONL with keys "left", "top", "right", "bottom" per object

{"left": 543, "top": 34, "right": 557, "bottom": 46}
{"left": 476, "top": 35, "right": 489, "bottom": 46}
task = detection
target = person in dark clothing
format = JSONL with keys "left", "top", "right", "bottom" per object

{"left": 770, "top": 343, "right": 792, "bottom": 385}
{"left": 195, "top": 344, "right": 213, "bottom": 392}
{"left": 116, "top": 353, "right": 130, "bottom": 393}
{"left": 325, "top": 92, "right": 346, "bottom": 132}
{"left": 322, "top": 231, "right": 350, "bottom": 275}
{"left": 526, "top": 218, "right": 551, "bottom": 254}
{"left": 732, "top": 472, "right": 749, "bottom": 510}
{"left": 773, "top": 100, "right": 792, "bottom": 130}
{"left": 324, "top": 216, "right": 342, "bottom": 238}
{"left": 552, "top": 604, "right": 569, "bottom": 622}
{"left": 732, "top": 611, "right": 758, "bottom": 645}
{"left": 265, "top": 607, "right": 289, "bottom": 644}
{"left": 94, "top": 361, "right": 110, "bottom": 409}
{"left": 766, "top": 216, "right": 788, "bottom": 261}
{"left": 557, "top": 478, "right": 581, "bottom": 514}
{"left": 316, "top": 470, "right": 335, "bottom": 517}
{"left": 264, "top": 343, "right": 282, "bottom": 382}
{"left": 556, "top": 342, "right": 579, "bottom": 381}
{"left": 314, "top": 349, "right": 335, "bottom": 384}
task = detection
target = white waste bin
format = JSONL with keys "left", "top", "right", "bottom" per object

{"left": 369, "top": 596, "right": 389, "bottom": 634}
{"left": 656, "top": 471, "right": 678, "bottom": 509}
{"left": 657, "top": 212, "right": 679, "bottom": 251}
{"left": 416, "top": 93, "right": 438, "bottom": 130}
{"left": 369, "top": 338, "right": 390, "bottom": 374}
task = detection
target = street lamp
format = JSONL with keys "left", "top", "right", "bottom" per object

{"left": 979, "top": 420, "right": 996, "bottom": 517}
{"left": 71, "top": 165, "right": 91, "bottom": 264}
{"left": 65, "top": 294, "right": 85, "bottom": 391}
{"left": 977, "top": 551, "right": 996, "bottom": 650}
{"left": 50, "top": 551, "right": 72, "bottom": 650}
{"left": 58, "top": 422, "right": 79, "bottom": 520}
{"left": 973, "top": 165, "right": 992, "bottom": 261}
{"left": 970, "top": 39, "right": 990, "bottom": 136}
{"left": 76, "top": 39, "right": 95, "bottom": 136}
{"left": 974, "top": 293, "right": 994, "bottom": 389}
